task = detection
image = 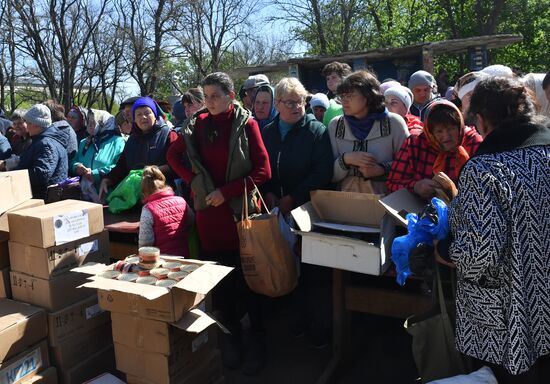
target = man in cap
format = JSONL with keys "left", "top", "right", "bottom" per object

{"left": 241, "top": 74, "right": 270, "bottom": 111}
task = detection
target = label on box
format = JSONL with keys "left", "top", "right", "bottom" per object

{"left": 53, "top": 210, "right": 90, "bottom": 245}
{"left": 85, "top": 303, "right": 104, "bottom": 320}
{"left": 0, "top": 345, "right": 42, "bottom": 384}
{"left": 191, "top": 331, "right": 209, "bottom": 353}
{"left": 78, "top": 240, "right": 98, "bottom": 257}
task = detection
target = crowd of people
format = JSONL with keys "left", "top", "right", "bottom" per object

{"left": 0, "top": 63, "right": 549, "bottom": 382}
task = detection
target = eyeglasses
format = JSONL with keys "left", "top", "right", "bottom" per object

{"left": 278, "top": 99, "right": 304, "bottom": 109}
{"left": 338, "top": 92, "right": 362, "bottom": 102}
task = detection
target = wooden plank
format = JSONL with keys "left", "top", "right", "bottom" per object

{"left": 345, "top": 286, "right": 432, "bottom": 319}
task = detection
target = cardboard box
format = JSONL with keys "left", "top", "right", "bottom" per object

{"left": 75, "top": 260, "right": 232, "bottom": 323}
{"left": 0, "top": 340, "right": 50, "bottom": 384}
{"left": 379, "top": 188, "right": 426, "bottom": 227}
{"left": 20, "top": 367, "right": 58, "bottom": 384}
{"left": 0, "top": 299, "right": 48, "bottom": 363}
{"left": 9, "top": 231, "right": 110, "bottom": 280}
{"left": 47, "top": 295, "right": 110, "bottom": 347}
{"left": 0, "top": 267, "right": 11, "bottom": 299}
{"left": 111, "top": 309, "right": 218, "bottom": 355}
{"left": 50, "top": 323, "right": 112, "bottom": 370}
{"left": 0, "top": 199, "right": 45, "bottom": 236}
{"left": 116, "top": 325, "right": 219, "bottom": 384}
{"left": 124, "top": 350, "right": 222, "bottom": 384}
{"left": 83, "top": 373, "right": 125, "bottom": 384}
{"left": 10, "top": 270, "right": 93, "bottom": 312}
{"left": 0, "top": 170, "right": 33, "bottom": 217}
{"left": 59, "top": 345, "right": 115, "bottom": 384}
{"left": 7, "top": 200, "right": 104, "bottom": 248}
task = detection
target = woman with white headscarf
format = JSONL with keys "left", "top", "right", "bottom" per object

{"left": 70, "top": 109, "right": 125, "bottom": 195}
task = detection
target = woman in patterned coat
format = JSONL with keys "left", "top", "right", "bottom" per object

{"left": 449, "top": 77, "right": 550, "bottom": 383}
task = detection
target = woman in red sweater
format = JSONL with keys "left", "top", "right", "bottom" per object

{"left": 166, "top": 72, "right": 271, "bottom": 375}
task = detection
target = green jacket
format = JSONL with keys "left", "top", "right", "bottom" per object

{"left": 182, "top": 101, "right": 258, "bottom": 216}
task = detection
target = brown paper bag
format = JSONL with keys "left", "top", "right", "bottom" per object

{"left": 237, "top": 179, "right": 297, "bottom": 297}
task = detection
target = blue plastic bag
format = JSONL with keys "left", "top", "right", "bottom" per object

{"left": 391, "top": 197, "right": 449, "bottom": 285}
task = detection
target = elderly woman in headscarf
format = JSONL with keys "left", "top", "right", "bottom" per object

{"left": 252, "top": 84, "right": 277, "bottom": 130}
{"left": 66, "top": 105, "right": 89, "bottom": 143}
{"left": 386, "top": 100, "right": 482, "bottom": 199}
{"left": 70, "top": 109, "right": 126, "bottom": 195}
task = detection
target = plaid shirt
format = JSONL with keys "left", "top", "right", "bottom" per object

{"left": 386, "top": 126, "right": 482, "bottom": 193}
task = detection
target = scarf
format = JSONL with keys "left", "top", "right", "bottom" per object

{"left": 345, "top": 108, "right": 389, "bottom": 141}
{"left": 424, "top": 101, "right": 470, "bottom": 180}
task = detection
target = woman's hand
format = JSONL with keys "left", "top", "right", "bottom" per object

{"left": 413, "top": 179, "right": 440, "bottom": 200}
{"left": 205, "top": 189, "right": 225, "bottom": 207}
{"left": 74, "top": 164, "right": 89, "bottom": 176}
{"left": 358, "top": 164, "right": 385, "bottom": 178}
{"left": 98, "top": 178, "right": 112, "bottom": 200}
{"left": 343, "top": 151, "right": 379, "bottom": 168}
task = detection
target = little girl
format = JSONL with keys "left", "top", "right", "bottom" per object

{"left": 139, "top": 165, "right": 194, "bottom": 256}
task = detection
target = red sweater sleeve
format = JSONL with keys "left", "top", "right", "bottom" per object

{"left": 386, "top": 134, "right": 422, "bottom": 193}
{"left": 166, "top": 134, "right": 196, "bottom": 183}
{"left": 218, "top": 118, "right": 271, "bottom": 200}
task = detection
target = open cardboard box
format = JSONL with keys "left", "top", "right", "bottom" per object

{"left": 291, "top": 190, "right": 395, "bottom": 275}
{"left": 73, "top": 258, "right": 232, "bottom": 323}
{"left": 0, "top": 170, "right": 33, "bottom": 218}
{"left": 378, "top": 188, "right": 426, "bottom": 227}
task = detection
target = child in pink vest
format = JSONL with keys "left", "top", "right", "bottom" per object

{"left": 139, "top": 165, "right": 194, "bottom": 256}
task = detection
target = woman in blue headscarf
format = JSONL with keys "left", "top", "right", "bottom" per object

{"left": 252, "top": 84, "right": 277, "bottom": 130}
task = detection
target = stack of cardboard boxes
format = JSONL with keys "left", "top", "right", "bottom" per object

{"left": 76, "top": 259, "right": 233, "bottom": 384}
{"left": 0, "top": 299, "right": 57, "bottom": 383}
{"left": 7, "top": 199, "right": 114, "bottom": 383}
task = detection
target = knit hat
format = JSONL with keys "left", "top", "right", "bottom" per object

{"left": 243, "top": 74, "right": 270, "bottom": 90}
{"left": 24, "top": 104, "right": 52, "bottom": 128}
{"left": 131, "top": 97, "right": 158, "bottom": 121}
{"left": 481, "top": 64, "right": 514, "bottom": 78}
{"left": 309, "top": 93, "right": 330, "bottom": 110}
{"left": 120, "top": 96, "right": 140, "bottom": 109}
{"left": 384, "top": 86, "right": 412, "bottom": 112}
{"left": 379, "top": 80, "right": 401, "bottom": 95}
{"left": 408, "top": 70, "right": 437, "bottom": 91}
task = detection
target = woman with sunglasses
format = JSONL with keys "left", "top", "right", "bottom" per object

{"left": 328, "top": 70, "right": 409, "bottom": 194}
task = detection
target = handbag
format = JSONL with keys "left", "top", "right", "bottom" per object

{"left": 404, "top": 264, "right": 470, "bottom": 383}
{"left": 237, "top": 178, "right": 298, "bottom": 297}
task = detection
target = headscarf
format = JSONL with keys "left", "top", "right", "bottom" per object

{"left": 83, "top": 109, "right": 116, "bottom": 153}
{"left": 424, "top": 100, "right": 470, "bottom": 179}
{"left": 252, "top": 85, "right": 277, "bottom": 130}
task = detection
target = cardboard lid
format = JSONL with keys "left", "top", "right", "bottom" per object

{"left": 310, "top": 190, "right": 385, "bottom": 228}
{"left": 378, "top": 188, "right": 425, "bottom": 227}
{"left": 0, "top": 299, "right": 44, "bottom": 333}
{"left": 172, "top": 308, "right": 224, "bottom": 333}
{"left": 8, "top": 199, "right": 102, "bottom": 219}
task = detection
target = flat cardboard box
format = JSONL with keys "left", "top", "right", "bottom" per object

{"left": 310, "top": 190, "right": 386, "bottom": 228}
{"left": 111, "top": 309, "right": 218, "bottom": 355}
{"left": 292, "top": 202, "right": 395, "bottom": 275}
{"left": 75, "top": 259, "right": 232, "bottom": 323}
{"left": 83, "top": 373, "right": 125, "bottom": 384}
{"left": 0, "top": 267, "right": 11, "bottom": 299}
{"left": 0, "top": 170, "right": 33, "bottom": 217}
{"left": 20, "top": 367, "right": 58, "bottom": 384}
{"left": 0, "top": 340, "right": 50, "bottom": 384}
{"left": 0, "top": 199, "right": 45, "bottom": 236}
{"left": 50, "top": 323, "right": 112, "bottom": 370}
{"left": 10, "top": 270, "right": 93, "bottom": 312}
{"left": 59, "top": 345, "right": 115, "bottom": 384}
{"left": 9, "top": 231, "right": 110, "bottom": 280}
{"left": 379, "top": 188, "right": 426, "bottom": 227}
{"left": 7, "top": 200, "right": 104, "bottom": 248}
{"left": 124, "top": 350, "right": 222, "bottom": 384}
{"left": 0, "top": 299, "right": 48, "bottom": 363}
{"left": 47, "top": 295, "right": 110, "bottom": 347}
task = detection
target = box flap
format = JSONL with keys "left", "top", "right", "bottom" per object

{"left": 172, "top": 309, "right": 219, "bottom": 333}
{"left": 80, "top": 276, "right": 170, "bottom": 301}
{"left": 379, "top": 188, "right": 425, "bottom": 227}
{"left": 291, "top": 202, "right": 319, "bottom": 232}
{"left": 0, "top": 170, "right": 32, "bottom": 216}
{"left": 72, "top": 262, "right": 110, "bottom": 276}
{"left": 311, "top": 190, "right": 385, "bottom": 228}
{"left": 175, "top": 264, "right": 233, "bottom": 295}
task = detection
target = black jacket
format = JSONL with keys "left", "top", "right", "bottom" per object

{"left": 261, "top": 113, "right": 333, "bottom": 206}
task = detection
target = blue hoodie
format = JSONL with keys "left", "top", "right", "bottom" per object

{"left": 0, "top": 134, "right": 12, "bottom": 160}
{"left": 252, "top": 85, "right": 277, "bottom": 130}
{"left": 17, "top": 125, "right": 68, "bottom": 199}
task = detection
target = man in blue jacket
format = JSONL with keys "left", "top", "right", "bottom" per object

{"left": 16, "top": 104, "right": 68, "bottom": 199}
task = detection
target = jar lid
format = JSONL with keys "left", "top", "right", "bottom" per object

{"left": 138, "top": 270, "right": 151, "bottom": 277}
{"left": 155, "top": 279, "right": 177, "bottom": 288}
{"left": 139, "top": 247, "right": 160, "bottom": 257}
{"left": 139, "top": 261, "right": 160, "bottom": 270}
{"left": 150, "top": 268, "right": 170, "bottom": 279}
{"left": 136, "top": 276, "right": 158, "bottom": 285}
{"left": 167, "top": 271, "right": 189, "bottom": 281}
{"left": 125, "top": 256, "right": 140, "bottom": 264}
{"left": 180, "top": 264, "right": 199, "bottom": 273}
{"left": 113, "top": 261, "right": 126, "bottom": 272}
{"left": 99, "top": 270, "right": 120, "bottom": 279}
{"left": 117, "top": 273, "right": 138, "bottom": 282}
{"left": 162, "top": 261, "right": 183, "bottom": 271}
